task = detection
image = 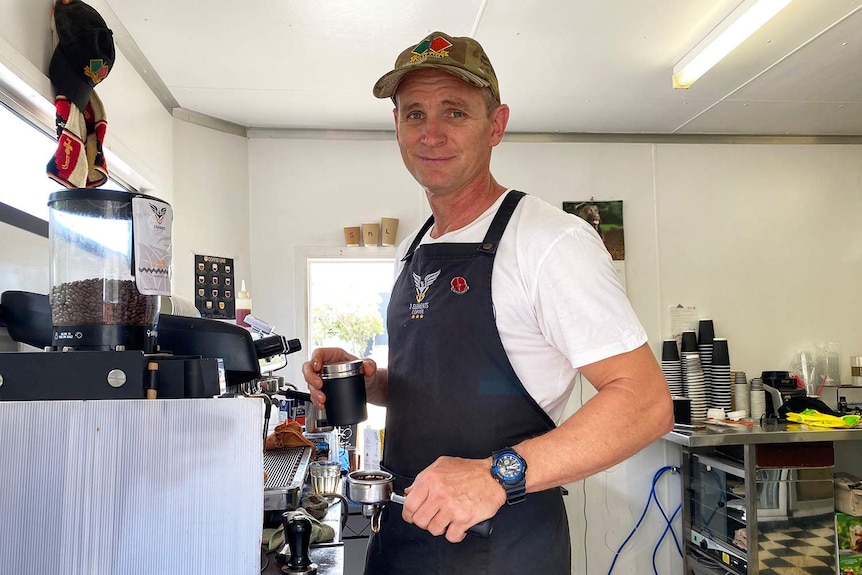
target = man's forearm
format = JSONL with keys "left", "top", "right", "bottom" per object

{"left": 515, "top": 381, "right": 672, "bottom": 492}
{"left": 514, "top": 344, "right": 674, "bottom": 492}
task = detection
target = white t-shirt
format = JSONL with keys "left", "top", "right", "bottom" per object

{"left": 394, "top": 191, "right": 647, "bottom": 423}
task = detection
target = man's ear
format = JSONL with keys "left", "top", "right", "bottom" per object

{"left": 490, "top": 104, "right": 510, "bottom": 146}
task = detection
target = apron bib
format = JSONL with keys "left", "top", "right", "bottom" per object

{"left": 364, "top": 191, "right": 571, "bottom": 575}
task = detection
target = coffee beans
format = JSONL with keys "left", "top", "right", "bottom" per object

{"left": 51, "top": 278, "right": 158, "bottom": 326}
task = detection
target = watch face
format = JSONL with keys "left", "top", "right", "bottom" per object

{"left": 495, "top": 453, "right": 524, "bottom": 482}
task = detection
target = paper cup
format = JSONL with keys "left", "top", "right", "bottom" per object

{"left": 712, "top": 338, "right": 730, "bottom": 366}
{"left": 361, "top": 223, "right": 380, "bottom": 246}
{"left": 381, "top": 217, "right": 399, "bottom": 246}
{"left": 681, "top": 331, "right": 698, "bottom": 354}
{"left": 697, "top": 319, "right": 715, "bottom": 345}
{"left": 661, "top": 339, "right": 680, "bottom": 362}
{"left": 344, "top": 226, "right": 361, "bottom": 246}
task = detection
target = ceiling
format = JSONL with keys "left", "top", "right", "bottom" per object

{"left": 100, "top": 0, "right": 862, "bottom": 136}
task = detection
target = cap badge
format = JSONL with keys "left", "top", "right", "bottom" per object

{"left": 410, "top": 36, "right": 452, "bottom": 64}
{"left": 84, "top": 59, "right": 110, "bottom": 85}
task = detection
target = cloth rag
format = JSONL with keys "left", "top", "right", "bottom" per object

{"left": 265, "top": 420, "right": 316, "bottom": 452}
{"left": 47, "top": 92, "right": 108, "bottom": 189}
{"left": 300, "top": 493, "right": 330, "bottom": 521}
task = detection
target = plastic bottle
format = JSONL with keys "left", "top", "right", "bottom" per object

{"left": 236, "top": 280, "right": 252, "bottom": 327}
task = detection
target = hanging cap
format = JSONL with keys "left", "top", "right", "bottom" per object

{"left": 373, "top": 31, "right": 500, "bottom": 104}
{"left": 48, "top": 0, "right": 115, "bottom": 110}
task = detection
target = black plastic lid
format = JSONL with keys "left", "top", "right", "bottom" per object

{"left": 48, "top": 188, "right": 164, "bottom": 205}
{"left": 48, "top": 190, "right": 167, "bottom": 218}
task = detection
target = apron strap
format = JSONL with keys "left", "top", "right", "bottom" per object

{"left": 477, "top": 191, "right": 526, "bottom": 254}
{"left": 402, "top": 216, "right": 435, "bottom": 262}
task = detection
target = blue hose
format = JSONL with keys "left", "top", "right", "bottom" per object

{"left": 652, "top": 504, "right": 682, "bottom": 575}
{"left": 651, "top": 476, "right": 683, "bottom": 557}
{"left": 606, "top": 465, "right": 681, "bottom": 575}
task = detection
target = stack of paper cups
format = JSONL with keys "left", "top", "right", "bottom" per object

{"left": 749, "top": 377, "right": 766, "bottom": 423}
{"left": 733, "top": 371, "right": 749, "bottom": 417}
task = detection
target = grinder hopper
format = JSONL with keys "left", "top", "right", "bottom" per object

{"left": 47, "top": 189, "right": 172, "bottom": 352}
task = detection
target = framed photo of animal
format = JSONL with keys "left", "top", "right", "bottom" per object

{"left": 562, "top": 200, "right": 624, "bottom": 261}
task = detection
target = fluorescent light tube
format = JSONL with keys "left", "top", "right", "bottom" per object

{"left": 673, "top": 0, "right": 792, "bottom": 89}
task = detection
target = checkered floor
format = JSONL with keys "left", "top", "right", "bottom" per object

{"left": 757, "top": 520, "right": 835, "bottom": 575}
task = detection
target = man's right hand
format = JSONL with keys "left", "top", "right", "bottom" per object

{"left": 301, "top": 348, "right": 382, "bottom": 409}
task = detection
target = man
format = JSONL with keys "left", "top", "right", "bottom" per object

{"left": 302, "top": 31, "right": 673, "bottom": 574}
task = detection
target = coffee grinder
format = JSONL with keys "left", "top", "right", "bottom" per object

{"left": 0, "top": 189, "right": 179, "bottom": 399}
{"left": 0, "top": 189, "right": 305, "bottom": 401}
{"left": 48, "top": 189, "right": 169, "bottom": 352}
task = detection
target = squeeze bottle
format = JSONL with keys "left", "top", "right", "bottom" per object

{"left": 236, "top": 280, "right": 252, "bottom": 327}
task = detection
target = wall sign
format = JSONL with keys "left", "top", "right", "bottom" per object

{"left": 194, "top": 254, "right": 235, "bottom": 319}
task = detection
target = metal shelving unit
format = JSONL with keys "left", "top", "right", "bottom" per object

{"left": 670, "top": 426, "right": 840, "bottom": 575}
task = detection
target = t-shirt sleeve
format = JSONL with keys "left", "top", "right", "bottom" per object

{"left": 531, "top": 223, "right": 647, "bottom": 369}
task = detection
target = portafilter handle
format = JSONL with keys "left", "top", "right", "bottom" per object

{"left": 281, "top": 512, "right": 317, "bottom": 574}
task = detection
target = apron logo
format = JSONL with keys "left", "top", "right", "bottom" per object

{"left": 410, "top": 270, "right": 440, "bottom": 319}
{"left": 413, "top": 270, "right": 440, "bottom": 303}
{"left": 450, "top": 276, "right": 469, "bottom": 295}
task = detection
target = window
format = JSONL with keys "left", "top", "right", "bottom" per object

{"left": 308, "top": 259, "right": 394, "bottom": 365}
{"left": 0, "top": 100, "right": 128, "bottom": 223}
{"left": 303, "top": 253, "right": 396, "bottom": 432}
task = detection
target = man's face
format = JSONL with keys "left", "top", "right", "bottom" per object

{"left": 393, "top": 69, "right": 508, "bottom": 197}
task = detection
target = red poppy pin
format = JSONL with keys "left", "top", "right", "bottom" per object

{"left": 450, "top": 276, "right": 469, "bottom": 295}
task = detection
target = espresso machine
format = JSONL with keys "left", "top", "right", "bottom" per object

{"left": 0, "top": 189, "right": 300, "bottom": 401}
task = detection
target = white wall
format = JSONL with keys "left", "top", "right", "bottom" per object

{"left": 656, "top": 144, "right": 862, "bottom": 383}
{"left": 171, "top": 120, "right": 250, "bottom": 302}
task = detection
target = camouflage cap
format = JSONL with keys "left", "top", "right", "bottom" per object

{"left": 373, "top": 31, "right": 500, "bottom": 104}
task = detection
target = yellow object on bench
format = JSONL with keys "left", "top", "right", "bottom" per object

{"left": 785, "top": 409, "right": 861, "bottom": 429}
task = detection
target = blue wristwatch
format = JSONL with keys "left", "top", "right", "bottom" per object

{"left": 490, "top": 447, "right": 527, "bottom": 505}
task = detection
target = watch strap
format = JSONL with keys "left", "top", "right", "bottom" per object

{"left": 503, "top": 481, "right": 526, "bottom": 505}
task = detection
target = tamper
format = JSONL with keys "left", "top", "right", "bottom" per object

{"left": 280, "top": 511, "right": 318, "bottom": 574}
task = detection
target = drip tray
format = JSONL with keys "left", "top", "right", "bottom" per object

{"left": 263, "top": 445, "right": 312, "bottom": 511}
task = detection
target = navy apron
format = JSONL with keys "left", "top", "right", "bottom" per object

{"left": 364, "top": 191, "right": 571, "bottom": 575}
